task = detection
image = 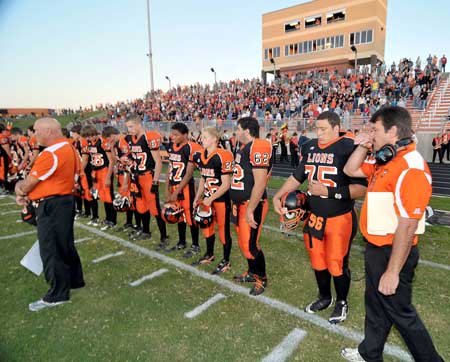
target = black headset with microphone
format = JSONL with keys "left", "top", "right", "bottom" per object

{"left": 374, "top": 138, "right": 414, "bottom": 165}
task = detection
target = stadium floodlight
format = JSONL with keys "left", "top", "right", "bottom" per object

{"left": 210, "top": 68, "right": 217, "bottom": 84}
{"left": 270, "top": 58, "right": 276, "bottom": 81}
{"left": 351, "top": 45, "right": 358, "bottom": 75}
{"left": 146, "top": 0, "right": 155, "bottom": 92}
{"left": 165, "top": 76, "right": 172, "bottom": 89}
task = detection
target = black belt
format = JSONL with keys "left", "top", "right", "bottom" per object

{"left": 36, "top": 194, "right": 72, "bottom": 203}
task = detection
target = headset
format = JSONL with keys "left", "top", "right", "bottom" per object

{"left": 374, "top": 137, "right": 414, "bottom": 165}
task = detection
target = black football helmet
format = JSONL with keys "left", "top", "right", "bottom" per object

{"left": 21, "top": 203, "right": 37, "bottom": 226}
{"left": 112, "top": 193, "right": 131, "bottom": 212}
{"left": 193, "top": 203, "right": 213, "bottom": 228}
{"left": 280, "top": 190, "right": 309, "bottom": 231}
{"left": 162, "top": 201, "right": 185, "bottom": 224}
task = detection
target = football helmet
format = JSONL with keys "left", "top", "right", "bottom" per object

{"left": 112, "top": 193, "right": 131, "bottom": 212}
{"left": 91, "top": 188, "right": 99, "bottom": 200}
{"left": 162, "top": 201, "right": 185, "bottom": 224}
{"left": 21, "top": 203, "right": 37, "bottom": 226}
{"left": 280, "top": 190, "right": 309, "bottom": 231}
{"left": 193, "top": 203, "right": 213, "bottom": 228}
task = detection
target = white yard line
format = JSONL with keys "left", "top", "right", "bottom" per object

{"left": 263, "top": 225, "right": 450, "bottom": 272}
{"left": 75, "top": 237, "right": 92, "bottom": 244}
{"left": 0, "top": 202, "right": 19, "bottom": 207}
{"left": 129, "top": 268, "right": 169, "bottom": 287}
{"left": 0, "top": 210, "right": 19, "bottom": 216}
{"left": 0, "top": 230, "right": 35, "bottom": 240}
{"left": 184, "top": 293, "right": 226, "bottom": 319}
{"left": 262, "top": 328, "right": 307, "bottom": 362}
{"left": 92, "top": 251, "right": 125, "bottom": 264}
{"left": 75, "top": 222, "right": 413, "bottom": 362}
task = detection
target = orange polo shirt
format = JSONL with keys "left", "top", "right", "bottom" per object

{"left": 359, "top": 143, "right": 432, "bottom": 247}
{"left": 28, "top": 138, "right": 78, "bottom": 201}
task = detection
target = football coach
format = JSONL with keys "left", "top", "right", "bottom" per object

{"left": 341, "top": 107, "right": 443, "bottom": 362}
{"left": 15, "top": 118, "right": 85, "bottom": 312}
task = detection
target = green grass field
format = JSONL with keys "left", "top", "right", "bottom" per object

{"left": 0, "top": 193, "right": 449, "bottom": 362}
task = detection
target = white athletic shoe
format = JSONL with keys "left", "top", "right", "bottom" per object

{"left": 341, "top": 348, "right": 366, "bottom": 361}
{"left": 29, "top": 299, "right": 69, "bottom": 312}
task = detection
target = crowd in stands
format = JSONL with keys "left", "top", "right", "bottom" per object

{"left": 81, "top": 54, "right": 445, "bottom": 128}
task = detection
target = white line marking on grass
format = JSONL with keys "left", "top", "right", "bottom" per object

{"left": 75, "top": 237, "right": 92, "bottom": 244}
{"left": 92, "top": 251, "right": 125, "bottom": 264}
{"left": 262, "top": 328, "right": 307, "bottom": 362}
{"left": 0, "top": 230, "right": 35, "bottom": 240}
{"left": 15, "top": 219, "right": 22, "bottom": 223}
{"left": 0, "top": 210, "right": 19, "bottom": 216}
{"left": 129, "top": 268, "right": 168, "bottom": 287}
{"left": 0, "top": 202, "right": 19, "bottom": 206}
{"left": 75, "top": 222, "right": 412, "bottom": 362}
{"left": 184, "top": 293, "right": 226, "bottom": 319}
{"left": 263, "top": 225, "right": 450, "bottom": 272}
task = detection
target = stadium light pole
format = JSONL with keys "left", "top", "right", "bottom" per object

{"left": 210, "top": 67, "right": 217, "bottom": 85}
{"left": 351, "top": 45, "right": 358, "bottom": 75}
{"left": 146, "top": 0, "right": 155, "bottom": 92}
{"left": 165, "top": 76, "right": 171, "bottom": 89}
{"left": 270, "top": 58, "right": 276, "bottom": 82}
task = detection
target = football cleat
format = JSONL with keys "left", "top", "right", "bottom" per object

{"left": 87, "top": 218, "right": 100, "bottom": 227}
{"left": 249, "top": 276, "right": 267, "bottom": 296}
{"left": 161, "top": 201, "right": 184, "bottom": 224}
{"left": 193, "top": 203, "right": 214, "bottom": 229}
{"left": 341, "top": 348, "right": 366, "bottom": 362}
{"left": 329, "top": 300, "right": 348, "bottom": 324}
{"left": 165, "top": 241, "right": 187, "bottom": 252}
{"left": 192, "top": 254, "right": 215, "bottom": 266}
{"left": 305, "top": 296, "right": 333, "bottom": 314}
{"left": 280, "top": 190, "right": 309, "bottom": 231}
{"left": 182, "top": 245, "right": 201, "bottom": 258}
{"left": 233, "top": 271, "right": 256, "bottom": 283}
{"left": 212, "top": 259, "right": 231, "bottom": 274}
{"left": 131, "top": 231, "right": 151, "bottom": 241}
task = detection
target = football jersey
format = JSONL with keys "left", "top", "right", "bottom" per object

{"left": 86, "top": 137, "right": 110, "bottom": 170}
{"left": 167, "top": 141, "right": 201, "bottom": 186}
{"left": 0, "top": 134, "right": 8, "bottom": 157}
{"left": 125, "top": 131, "right": 161, "bottom": 174}
{"left": 230, "top": 138, "right": 272, "bottom": 203}
{"left": 113, "top": 136, "right": 130, "bottom": 173}
{"left": 192, "top": 148, "right": 234, "bottom": 202}
{"left": 28, "top": 135, "right": 39, "bottom": 153}
{"left": 293, "top": 134, "right": 367, "bottom": 218}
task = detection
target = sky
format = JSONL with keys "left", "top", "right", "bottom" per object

{"left": 0, "top": 0, "right": 449, "bottom": 109}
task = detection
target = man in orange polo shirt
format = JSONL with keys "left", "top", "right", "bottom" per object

{"left": 341, "top": 107, "right": 443, "bottom": 362}
{"left": 15, "top": 118, "right": 85, "bottom": 312}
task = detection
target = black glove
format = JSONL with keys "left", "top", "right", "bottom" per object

{"left": 151, "top": 183, "right": 159, "bottom": 194}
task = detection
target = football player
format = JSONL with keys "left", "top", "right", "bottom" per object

{"left": 273, "top": 111, "right": 367, "bottom": 323}
{"left": 230, "top": 117, "right": 272, "bottom": 296}
{"left": 191, "top": 127, "right": 234, "bottom": 273}
{"left": 125, "top": 117, "right": 168, "bottom": 244}
{"left": 164, "top": 122, "right": 201, "bottom": 256}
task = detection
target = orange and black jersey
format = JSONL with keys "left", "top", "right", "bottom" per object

{"left": 230, "top": 139, "right": 272, "bottom": 203}
{"left": 84, "top": 137, "right": 110, "bottom": 171}
{"left": 28, "top": 136, "right": 39, "bottom": 153}
{"left": 125, "top": 131, "right": 161, "bottom": 174}
{"left": 167, "top": 141, "right": 201, "bottom": 186}
{"left": 113, "top": 136, "right": 130, "bottom": 174}
{"left": 11, "top": 136, "right": 28, "bottom": 164}
{"left": 292, "top": 135, "right": 367, "bottom": 218}
{"left": 192, "top": 148, "right": 234, "bottom": 202}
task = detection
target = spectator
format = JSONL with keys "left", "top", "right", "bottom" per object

{"left": 441, "top": 54, "right": 447, "bottom": 72}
